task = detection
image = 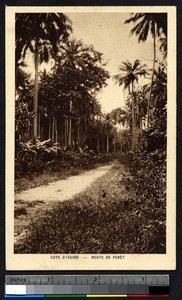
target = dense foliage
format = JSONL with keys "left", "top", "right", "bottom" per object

{"left": 15, "top": 140, "right": 114, "bottom": 179}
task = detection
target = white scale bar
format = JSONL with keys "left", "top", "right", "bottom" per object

{"left": 5, "top": 285, "right": 26, "bottom": 295}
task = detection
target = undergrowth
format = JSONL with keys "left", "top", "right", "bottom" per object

{"left": 15, "top": 141, "right": 114, "bottom": 192}
{"left": 14, "top": 156, "right": 166, "bottom": 254}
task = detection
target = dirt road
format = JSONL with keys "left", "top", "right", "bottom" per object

{"left": 16, "top": 164, "right": 114, "bottom": 202}
{"left": 14, "top": 163, "right": 115, "bottom": 243}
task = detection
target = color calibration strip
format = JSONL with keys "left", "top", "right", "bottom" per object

{"left": 5, "top": 275, "right": 169, "bottom": 298}
{"left": 5, "top": 294, "right": 169, "bottom": 298}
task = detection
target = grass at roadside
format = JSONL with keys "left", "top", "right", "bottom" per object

{"left": 14, "top": 159, "right": 166, "bottom": 254}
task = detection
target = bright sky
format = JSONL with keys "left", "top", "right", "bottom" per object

{"left": 66, "top": 13, "right": 154, "bottom": 113}
{"left": 25, "top": 12, "right": 155, "bottom": 113}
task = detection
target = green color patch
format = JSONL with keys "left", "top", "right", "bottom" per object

{"left": 45, "top": 295, "right": 85, "bottom": 298}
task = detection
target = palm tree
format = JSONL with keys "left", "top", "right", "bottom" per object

{"left": 150, "top": 67, "right": 167, "bottom": 131}
{"left": 125, "top": 13, "right": 167, "bottom": 128}
{"left": 56, "top": 39, "right": 89, "bottom": 148}
{"left": 102, "top": 114, "right": 113, "bottom": 156}
{"left": 55, "top": 39, "right": 109, "bottom": 149}
{"left": 108, "top": 108, "right": 131, "bottom": 153}
{"left": 114, "top": 59, "right": 147, "bottom": 151}
{"left": 16, "top": 13, "right": 72, "bottom": 139}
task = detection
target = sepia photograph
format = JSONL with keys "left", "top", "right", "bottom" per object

{"left": 6, "top": 6, "right": 176, "bottom": 270}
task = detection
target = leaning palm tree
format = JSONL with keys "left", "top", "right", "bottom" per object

{"left": 114, "top": 59, "right": 147, "bottom": 151}
{"left": 16, "top": 13, "right": 72, "bottom": 139}
{"left": 125, "top": 13, "right": 167, "bottom": 128}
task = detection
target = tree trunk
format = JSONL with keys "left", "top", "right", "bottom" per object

{"left": 64, "top": 118, "right": 66, "bottom": 147}
{"left": 114, "top": 130, "right": 116, "bottom": 153}
{"left": 33, "top": 38, "right": 39, "bottom": 139}
{"left": 68, "top": 118, "right": 72, "bottom": 147}
{"left": 106, "top": 134, "right": 109, "bottom": 156}
{"left": 131, "top": 82, "right": 136, "bottom": 151}
{"left": 37, "top": 110, "right": 40, "bottom": 139}
{"left": 52, "top": 116, "right": 55, "bottom": 143}
{"left": 147, "top": 22, "right": 156, "bottom": 128}
{"left": 61, "top": 118, "right": 64, "bottom": 147}
{"left": 65, "top": 118, "right": 68, "bottom": 147}
{"left": 68, "top": 100, "right": 72, "bottom": 147}
{"left": 97, "top": 139, "right": 100, "bottom": 154}
{"left": 55, "top": 116, "right": 58, "bottom": 154}
{"left": 49, "top": 117, "right": 51, "bottom": 140}
{"left": 77, "top": 119, "right": 80, "bottom": 149}
{"left": 55, "top": 116, "right": 58, "bottom": 144}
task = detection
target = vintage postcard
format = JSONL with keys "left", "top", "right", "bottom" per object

{"left": 6, "top": 6, "right": 176, "bottom": 270}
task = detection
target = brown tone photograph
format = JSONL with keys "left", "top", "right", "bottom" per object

{"left": 14, "top": 11, "right": 167, "bottom": 254}
{"left": 5, "top": 6, "right": 176, "bottom": 270}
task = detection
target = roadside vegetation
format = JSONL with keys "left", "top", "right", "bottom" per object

{"left": 15, "top": 158, "right": 165, "bottom": 254}
{"left": 15, "top": 140, "right": 113, "bottom": 193}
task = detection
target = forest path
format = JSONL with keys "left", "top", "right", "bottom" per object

{"left": 14, "top": 163, "right": 116, "bottom": 243}
{"left": 15, "top": 163, "right": 114, "bottom": 202}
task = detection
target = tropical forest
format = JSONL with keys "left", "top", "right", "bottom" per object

{"left": 14, "top": 12, "right": 168, "bottom": 254}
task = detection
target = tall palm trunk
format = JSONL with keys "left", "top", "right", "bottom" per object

{"left": 52, "top": 116, "right": 55, "bottom": 143}
{"left": 33, "top": 38, "right": 39, "bottom": 139}
{"left": 77, "top": 119, "right": 80, "bottom": 148}
{"left": 147, "top": 22, "right": 156, "bottom": 128}
{"left": 55, "top": 116, "right": 58, "bottom": 144}
{"left": 66, "top": 118, "right": 69, "bottom": 147}
{"left": 68, "top": 118, "right": 72, "bottom": 147}
{"left": 48, "top": 117, "right": 51, "bottom": 139}
{"left": 132, "top": 84, "right": 139, "bottom": 152}
{"left": 61, "top": 118, "right": 64, "bottom": 147}
{"left": 131, "top": 81, "right": 136, "bottom": 151}
{"left": 38, "top": 111, "right": 40, "bottom": 139}
{"left": 64, "top": 118, "right": 67, "bottom": 147}
{"left": 68, "top": 100, "right": 72, "bottom": 147}
{"left": 106, "top": 134, "right": 109, "bottom": 156}
{"left": 113, "top": 130, "right": 116, "bottom": 153}
{"left": 55, "top": 116, "right": 58, "bottom": 154}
